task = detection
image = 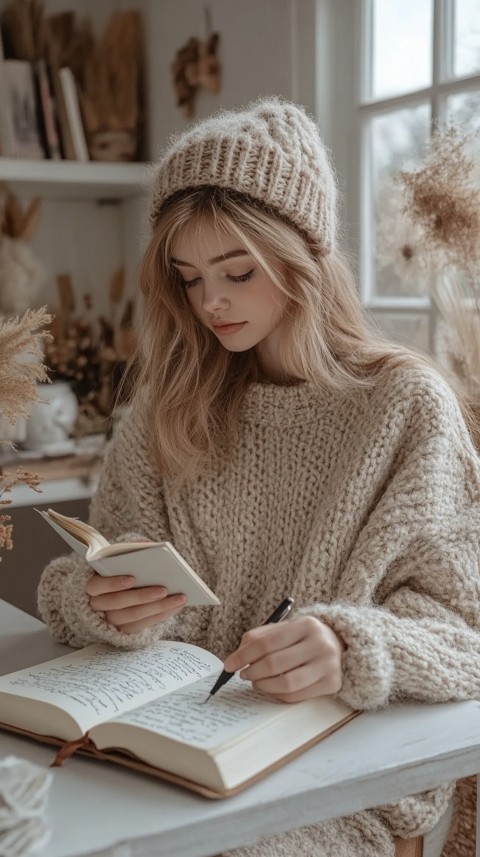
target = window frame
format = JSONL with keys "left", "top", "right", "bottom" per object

{"left": 355, "top": 0, "right": 480, "bottom": 351}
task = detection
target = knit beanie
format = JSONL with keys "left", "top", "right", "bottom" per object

{"left": 149, "top": 97, "right": 338, "bottom": 252}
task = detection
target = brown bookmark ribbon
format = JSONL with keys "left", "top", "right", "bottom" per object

{"left": 51, "top": 733, "right": 91, "bottom": 767}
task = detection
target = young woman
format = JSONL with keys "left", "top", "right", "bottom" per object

{"left": 38, "top": 98, "right": 480, "bottom": 857}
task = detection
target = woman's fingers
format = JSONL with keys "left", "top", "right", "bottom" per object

{"left": 225, "top": 616, "right": 338, "bottom": 674}
{"left": 239, "top": 639, "right": 312, "bottom": 681}
{"left": 104, "top": 593, "right": 185, "bottom": 628}
{"left": 86, "top": 573, "right": 137, "bottom": 597}
{"left": 86, "top": 572, "right": 187, "bottom": 634}
{"left": 113, "top": 600, "right": 186, "bottom": 635}
{"left": 224, "top": 621, "right": 303, "bottom": 672}
{"left": 224, "top": 616, "right": 345, "bottom": 703}
{"left": 89, "top": 584, "right": 168, "bottom": 612}
{"left": 251, "top": 661, "right": 343, "bottom": 699}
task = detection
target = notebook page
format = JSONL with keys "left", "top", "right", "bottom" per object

{"left": 109, "top": 674, "right": 289, "bottom": 749}
{"left": 0, "top": 643, "right": 222, "bottom": 734}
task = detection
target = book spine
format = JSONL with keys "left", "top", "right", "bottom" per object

{"left": 58, "top": 66, "right": 89, "bottom": 163}
{"left": 34, "top": 59, "right": 61, "bottom": 160}
{"left": 50, "top": 64, "right": 75, "bottom": 160}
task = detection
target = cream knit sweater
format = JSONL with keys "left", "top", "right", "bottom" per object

{"left": 38, "top": 364, "right": 480, "bottom": 857}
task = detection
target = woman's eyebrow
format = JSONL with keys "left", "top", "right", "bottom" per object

{"left": 171, "top": 249, "right": 249, "bottom": 267}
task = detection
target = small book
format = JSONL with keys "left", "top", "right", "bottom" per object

{"left": 37, "top": 508, "right": 220, "bottom": 606}
{"left": 0, "top": 641, "right": 356, "bottom": 798}
{"left": 0, "top": 59, "right": 44, "bottom": 158}
{"left": 49, "top": 64, "right": 75, "bottom": 159}
{"left": 34, "top": 59, "right": 61, "bottom": 160}
{"left": 58, "top": 66, "right": 89, "bottom": 162}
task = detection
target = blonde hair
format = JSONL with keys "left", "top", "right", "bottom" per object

{"left": 131, "top": 187, "right": 477, "bottom": 486}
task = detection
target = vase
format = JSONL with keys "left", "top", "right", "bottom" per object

{"left": 23, "top": 381, "right": 78, "bottom": 452}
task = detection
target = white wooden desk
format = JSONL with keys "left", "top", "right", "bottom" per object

{"left": 1, "top": 599, "right": 480, "bottom": 857}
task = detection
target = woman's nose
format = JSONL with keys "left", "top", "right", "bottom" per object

{"left": 201, "top": 283, "right": 229, "bottom": 314}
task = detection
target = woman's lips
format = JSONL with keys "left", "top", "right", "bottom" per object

{"left": 212, "top": 322, "right": 247, "bottom": 335}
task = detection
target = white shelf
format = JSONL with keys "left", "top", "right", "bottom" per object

{"left": 0, "top": 158, "right": 151, "bottom": 199}
{"left": 9, "top": 477, "right": 98, "bottom": 508}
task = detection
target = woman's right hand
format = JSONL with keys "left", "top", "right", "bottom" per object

{"left": 86, "top": 574, "right": 187, "bottom": 635}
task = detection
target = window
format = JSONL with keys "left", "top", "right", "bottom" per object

{"left": 357, "top": 0, "right": 480, "bottom": 351}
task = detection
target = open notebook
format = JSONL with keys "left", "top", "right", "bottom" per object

{"left": 0, "top": 640, "right": 356, "bottom": 798}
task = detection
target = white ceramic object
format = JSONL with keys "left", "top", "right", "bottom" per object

{"left": 0, "top": 415, "right": 27, "bottom": 443}
{"left": 23, "top": 382, "right": 78, "bottom": 451}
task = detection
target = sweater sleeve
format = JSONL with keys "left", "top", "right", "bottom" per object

{"left": 37, "top": 405, "right": 177, "bottom": 649}
{"left": 298, "top": 371, "right": 480, "bottom": 711}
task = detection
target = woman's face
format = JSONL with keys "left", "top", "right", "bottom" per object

{"left": 170, "top": 221, "right": 288, "bottom": 374}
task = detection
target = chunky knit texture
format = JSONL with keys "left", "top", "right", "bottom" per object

{"left": 38, "top": 364, "right": 480, "bottom": 857}
{"left": 149, "top": 97, "right": 338, "bottom": 252}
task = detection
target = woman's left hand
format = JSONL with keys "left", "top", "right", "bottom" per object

{"left": 223, "top": 615, "right": 345, "bottom": 703}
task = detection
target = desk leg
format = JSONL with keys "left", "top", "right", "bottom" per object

{"left": 477, "top": 775, "right": 480, "bottom": 857}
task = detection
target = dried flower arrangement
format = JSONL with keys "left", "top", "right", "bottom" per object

{"left": 0, "top": 0, "right": 45, "bottom": 62}
{"left": 80, "top": 10, "right": 143, "bottom": 161}
{"left": 171, "top": 9, "right": 221, "bottom": 118}
{"left": 399, "top": 126, "right": 480, "bottom": 273}
{"left": 43, "top": 269, "right": 137, "bottom": 433}
{"left": 0, "top": 306, "right": 51, "bottom": 560}
{"left": 378, "top": 124, "right": 480, "bottom": 443}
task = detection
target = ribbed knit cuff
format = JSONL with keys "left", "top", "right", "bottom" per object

{"left": 37, "top": 535, "right": 177, "bottom": 650}
{"left": 295, "top": 603, "right": 395, "bottom": 710}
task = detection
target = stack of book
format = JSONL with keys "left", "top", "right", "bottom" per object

{"left": 0, "top": 38, "right": 89, "bottom": 161}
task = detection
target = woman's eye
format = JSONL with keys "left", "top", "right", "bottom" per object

{"left": 180, "top": 276, "right": 201, "bottom": 289}
{"left": 228, "top": 269, "right": 255, "bottom": 283}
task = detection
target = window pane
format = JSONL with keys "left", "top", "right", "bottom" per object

{"left": 445, "top": 89, "right": 480, "bottom": 132}
{"left": 453, "top": 0, "right": 480, "bottom": 77}
{"left": 370, "top": 0, "right": 433, "bottom": 100}
{"left": 370, "top": 312, "right": 430, "bottom": 352}
{"left": 371, "top": 104, "right": 431, "bottom": 298}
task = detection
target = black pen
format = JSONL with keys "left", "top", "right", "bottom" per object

{"left": 204, "top": 597, "right": 295, "bottom": 702}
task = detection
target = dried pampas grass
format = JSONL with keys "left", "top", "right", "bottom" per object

{"left": 46, "top": 11, "right": 94, "bottom": 88}
{"left": 81, "top": 10, "right": 142, "bottom": 135}
{"left": 0, "top": 307, "right": 50, "bottom": 561}
{"left": 399, "top": 126, "right": 480, "bottom": 273}
{"left": 0, "top": 464, "right": 42, "bottom": 560}
{"left": 0, "top": 306, "right": 51, "bottom": 424}
{"left": 384, "top": 124, "right": 480, "bottom": 449}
